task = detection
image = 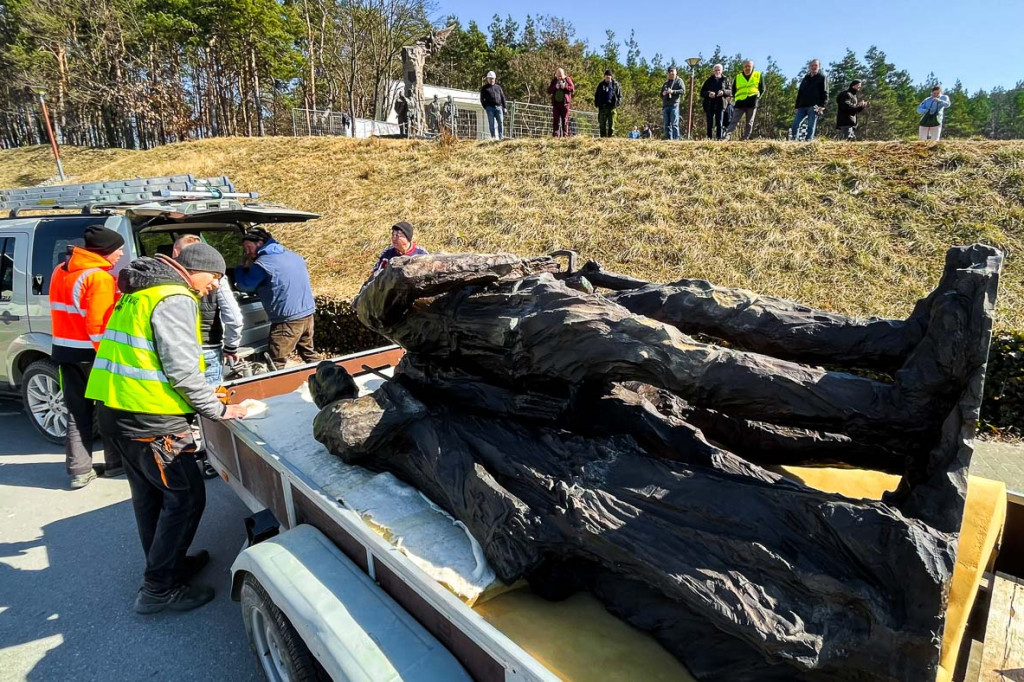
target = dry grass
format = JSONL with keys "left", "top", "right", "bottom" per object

{"left": 3, "top": 137, "right": 1023, "bottom": 329}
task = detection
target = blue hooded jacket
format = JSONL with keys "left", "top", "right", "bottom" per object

{"left": 234, "top": 239, "right": 315, "bottom": 323}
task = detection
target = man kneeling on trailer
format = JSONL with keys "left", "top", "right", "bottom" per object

{"left": 87, "top": 244, "right": 247, "bottom": 614}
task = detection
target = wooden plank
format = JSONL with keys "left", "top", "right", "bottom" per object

{"left": 235, "top": 439, "right": 289, "bottom": 528}
{"left": 981, "top": 572, "right": 1024, "bottom": 682}
{"left": 373, "top": 560, "right": 505, "bottom": 682}
{"left": 291, "top": 485, "right": 369, "bottom": 573}
{"left": 225, "top": 347, "right": 404, "bottom": 403}
{"left": 200, "top": 418, "right": 239, "bottom": 478}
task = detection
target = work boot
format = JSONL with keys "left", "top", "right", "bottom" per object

{"left": 196, "top": 454, "right": 218, "bottom": 480}
{"left": 134, "top": 583, "right": 215, "bottom": 615}
{"left": 70, "top": 470, "right": 97, "bottom": 489}
{"left": 99, "top": 464, "right": 125, "bottom": 478}
{"left": 180, "top": 550, "right": 210, "bottom": 583}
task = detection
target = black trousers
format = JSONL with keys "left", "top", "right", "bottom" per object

{"left": 705, "top": 110, "right": 725, "bottom": 140}
{"left": 103, "top": 431, "right": 206, "bottom": 592}
{"left": 59, "top": 361, "right": 122, "bottom": 475}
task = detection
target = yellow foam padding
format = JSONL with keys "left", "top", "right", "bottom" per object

{"left": 782, "top": 467, "right": 1007, "bottom": 682}
{"left": 474, "top": 589, "right": 696, "bottom": 682}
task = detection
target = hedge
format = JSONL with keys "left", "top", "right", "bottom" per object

{"left": 982, "top": 331, "right": 1024, "bottom": 437}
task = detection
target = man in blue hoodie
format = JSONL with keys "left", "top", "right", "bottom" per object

{"left": 234, "top": 228, "right": 318, "bottom": 370}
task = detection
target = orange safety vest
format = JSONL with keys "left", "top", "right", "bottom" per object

{"left": 49, "top": 247, "right": 119, "bottom": 354}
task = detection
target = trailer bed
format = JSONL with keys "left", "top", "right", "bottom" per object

{"left": 201, "top": 346, "right": 694, "bottom": 681}
{"left": 202, "top": 346, "right": 1023, "bottom": 682}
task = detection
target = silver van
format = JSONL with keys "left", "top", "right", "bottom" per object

{"left": 0, "top": 176, "right": 318, "bottom": 442}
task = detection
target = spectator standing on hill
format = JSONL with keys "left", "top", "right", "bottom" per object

{"left": 917, "top": 85, "right": 951, "bottom": 141}
{"left": 480, "top": 71, "right": 507, "bottom": 140}
{"left": 700, "top": 63, "right": 732, "bottom": 140}
{"left": 548, "top": 68, "right": 575, "bottom": 137}
{"left": 660, "top": 66, "right": 686, "bottom": 140}
{"left": 371, "top": 222, "right": 429, "bottom": 278}
{"left": 594, "top": 69, "right": 623, "bottom": 137}
{"left": 726, "top": 60, "right": 764, "bottom": 140}
{"left": 49, "top": 225, "right": 125, "bottom": 489}
{"left": 791, "top": 59, "right": 828, "bottom": 141}
{"left": 836, "top": 80, "right": 869, "bottom": 140}
{"left": 723, "top": 97, "right": 735, "bottom": 133}
{"left": 234, "top": 227, "right": 317, "bottom": 370}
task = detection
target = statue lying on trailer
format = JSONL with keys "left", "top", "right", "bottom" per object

{"left": 313, "top": 245, "right": 1002, "bottom": 681}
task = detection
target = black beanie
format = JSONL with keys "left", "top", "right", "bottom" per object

{"left": 83, "top": 225, "right": 125, "bottom": 256}
{"left": 392, "top": 221, "right": 414, "bottom": 242}
{"left": 242, "top": 227, "right": 273, "bottom": 243}
{"left": 176, "top": 243, "right": 227, "bottom": 275}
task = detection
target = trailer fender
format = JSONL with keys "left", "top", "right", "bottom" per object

{"left": 231, "top": 524, "right": 471, "bottom": 682}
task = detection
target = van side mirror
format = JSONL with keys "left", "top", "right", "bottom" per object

{"left": 32, "top": 275, "right": 43, "bottom": 295}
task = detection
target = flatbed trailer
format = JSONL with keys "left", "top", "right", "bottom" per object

{"left": 201, "top": 346, "right": 561, "bottom": 682}
{"left": 201, "top": 346, "right": 1024, "bottom": 682}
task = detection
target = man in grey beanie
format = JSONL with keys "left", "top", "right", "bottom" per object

{"left": 370, "top": 221, "right": 429, "bottom": 278}
{"left": 87, "top": 244, "right": 246, "bottom": 615}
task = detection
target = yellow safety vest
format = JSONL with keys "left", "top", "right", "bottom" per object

{"left": 86, "top": 284, "right": 205, "bottom": 415}
{"left": 734, "top": 71, "right": 762, "bottom": 103}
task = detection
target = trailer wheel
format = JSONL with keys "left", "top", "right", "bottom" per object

{"left": 241, "top": 574, "right": 329, "bottom": 682}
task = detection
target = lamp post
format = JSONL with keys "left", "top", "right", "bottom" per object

{"left": 686, "top": 57, "right": 700, "bottom": 139}
{"left": 33, "top": 88, "right": 66, "bottom": 182}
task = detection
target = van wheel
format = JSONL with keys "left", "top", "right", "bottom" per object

{"left": 21, "top": 359, "right": 67, "bottom": 444}
{"left": 241, "top": 574, "right": 329, "bottom": 682}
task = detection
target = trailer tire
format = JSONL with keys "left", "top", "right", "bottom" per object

{"left": 241, "top": 573, "right": 329, "bottom": 682}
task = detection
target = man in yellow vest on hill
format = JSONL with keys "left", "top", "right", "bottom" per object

{"left": 726, "top": 60, "right": 765, "bottom": 140}
{"left": 87, "top": 243, "right": 246, "bottom": 614}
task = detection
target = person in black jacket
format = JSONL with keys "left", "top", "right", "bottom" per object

{"left": 700, "top": 63, "right": 732, "bottom": 140}
{"left": 660, "top": 66, "right": 686, "bottom": 139}
{"left": 836, "top": 80, "right": 869, "bottom": 140}
{"left": 594, "top": 69, "right": 623, "bottom": 137}
{"left": 790, "top": 60, "right": 828, "bottom": 141}
{"left": 480, "top": 71, "right": 507, "bottom": 140}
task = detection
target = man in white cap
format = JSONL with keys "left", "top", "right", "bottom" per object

{"left": 480, "top": 71, "right": 507, "bottom": 140}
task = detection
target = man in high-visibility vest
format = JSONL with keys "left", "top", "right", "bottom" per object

{"left": 87, "top": 243, "right": 246, "bottom": 614}
{"left": 726, "top": 60, "right": 765, "bottom": 140}
{"left": 49, "top": 225, "right": 125, "bottom": 489}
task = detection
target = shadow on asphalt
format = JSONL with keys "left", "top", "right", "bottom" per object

{"left": 0, "top": 461, "right": 78, "bottom": 491}
{"left": 0, "top": 498, "right": 138, "bottom": 681}
{"left": 0, "top": 399, "right": 64, "bottom": 457}
{"left": 0, "top": 466, "right": 260, "bottom": 680}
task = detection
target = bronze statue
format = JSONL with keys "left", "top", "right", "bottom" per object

{"left": 319, "top": 246, "right": 1003, "bottom": 680}
{"left": 398, "top": 25, "right": 456, "bottom": 137}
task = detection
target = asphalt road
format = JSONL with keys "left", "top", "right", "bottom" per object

{"left": 0, "top": 397, "right": 263, "bottom": 682}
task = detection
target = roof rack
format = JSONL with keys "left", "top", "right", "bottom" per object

{"left": 0, "top": 175, "right": 257, "bottom": 213}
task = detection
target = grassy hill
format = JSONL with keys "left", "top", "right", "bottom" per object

{"left": 2, "top": 137, "right": 1022, "bottom": 330}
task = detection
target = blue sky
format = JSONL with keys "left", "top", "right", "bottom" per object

{"left": 435, "top": 0, "right": 1023, "bottom": 92}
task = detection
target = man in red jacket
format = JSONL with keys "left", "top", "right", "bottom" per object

{"left": 548, "top": 68, "right": 575, "bottom": 137}
{"left": 49, "top": 225, "right": 125, "bottom": 488}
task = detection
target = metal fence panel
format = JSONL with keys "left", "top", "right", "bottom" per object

{"left": 508, "top": 102, "right": 598, "bottom": 139}
{"left": 292, "top": 103, "right": 597, "bottom": 140}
